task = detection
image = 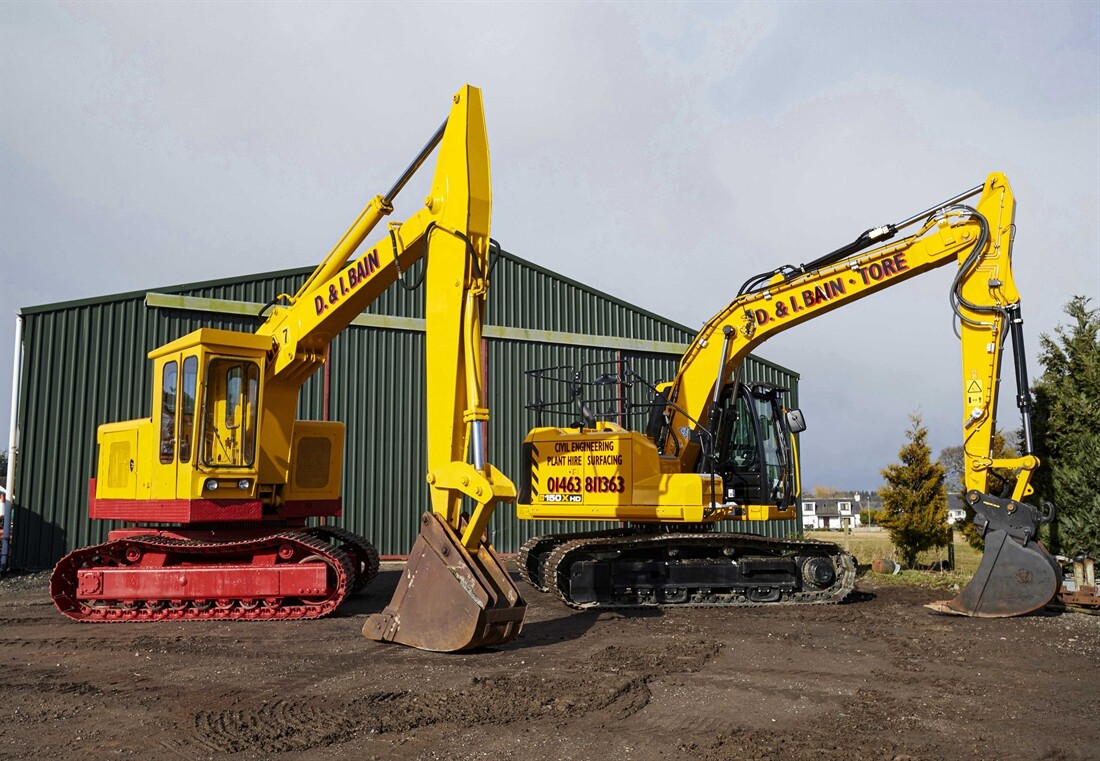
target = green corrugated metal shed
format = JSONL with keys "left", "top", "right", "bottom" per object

{"left": 8, "top": 251, "right": 800, "bottom": 568}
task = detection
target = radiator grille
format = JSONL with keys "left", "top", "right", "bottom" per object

{"left": 108, "top": 441, "right": 132, "bottom": 489}
{"left": 294, "top": 436, "right": 332, "bottom": 490}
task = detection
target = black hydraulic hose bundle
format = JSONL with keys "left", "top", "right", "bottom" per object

{"left": 390, "top": 225, "right": 429, "bottom": 292}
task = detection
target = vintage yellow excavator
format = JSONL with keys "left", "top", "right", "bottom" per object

{"left": 51, "top": 84, "right": 526, "bottom": 651}
{"left": 518, "top": 172, "right": 1060, "bottom": 618}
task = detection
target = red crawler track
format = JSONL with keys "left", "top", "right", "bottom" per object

{"left": 50, "top": 529, "right": 366, "bottom": 622}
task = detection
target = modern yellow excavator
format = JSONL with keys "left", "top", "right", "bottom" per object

{"left": 51, "top": 84, "right": 526, "bottom": 650}
{"left": 518, "top": 172, "right": 1060, "bottom": 618}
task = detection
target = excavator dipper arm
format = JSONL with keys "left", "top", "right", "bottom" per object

{"left": 356, "top": 86, "right": 526, "bottom": 651}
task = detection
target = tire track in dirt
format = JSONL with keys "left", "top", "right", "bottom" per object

{"left": 188, "top": 672, "right": 653, "bottom": 753}
{"left": 185, "top": 632, "right": 723, "bottom": 752}
{"left": 191, "top": 695, "right": 388, "bottom": 754}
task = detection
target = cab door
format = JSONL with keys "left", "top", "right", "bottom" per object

{"left": 200, "top": 357, "right": 261, "bottom": 470}
{"left": 713, "top": 385, "right": 765, "bottom": 504}
{"left": 711, "top": 383, "right": 800, "bottom": 509}
{"left": 149, "top": 353, "right": 200, "bottom": 500}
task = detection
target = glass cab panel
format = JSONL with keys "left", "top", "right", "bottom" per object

{"left": 179, "top": 356, "right": 198, "bottom": 463}
{"left": 751, "top": 391, "right": 788, "bottom": 503}
{"left": 159, "top": 361, "right": 178, "bottom": 465}
{"left": 202, "top": 358, "right": 261, "bottom": 468}
{"left": 712, "top": 383, "right": 797, "bottom": 508}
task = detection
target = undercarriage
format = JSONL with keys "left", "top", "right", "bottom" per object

{"left": 50, "top": 525, "right": 378, "bottom": 622}
{"left": 520, "top": 526, "right": 856, "bottom": 609}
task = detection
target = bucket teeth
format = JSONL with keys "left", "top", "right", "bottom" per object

{"left": 363, "top": 512, "right": 526, "bottom": 652}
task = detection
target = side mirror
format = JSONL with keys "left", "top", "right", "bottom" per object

{"left": 786, "top": 409, "right": 807, "bottom": 433}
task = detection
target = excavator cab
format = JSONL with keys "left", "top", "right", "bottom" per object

{"left": 709, "top": 383, "right": 801, "bottom": 518}
{"left": 93, "top": 329, "right": 271, "bottom": 516}
{"left": 90, "top": 328, "right": 345, "bottom": 522}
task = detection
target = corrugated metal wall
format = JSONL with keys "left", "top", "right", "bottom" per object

{"left": 10, "top": 252, "right": 799, "bottom": 568}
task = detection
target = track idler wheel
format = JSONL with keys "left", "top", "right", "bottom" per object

{"left": 928, "top": 492, "right": 1060, "bottom": 617}
{"left": 362, "top": 512, "right": 527, "bottom": 652}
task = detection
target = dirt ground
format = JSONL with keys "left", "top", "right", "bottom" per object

{"left": 2, "top": 562, "right": 1097, "bottom": 761}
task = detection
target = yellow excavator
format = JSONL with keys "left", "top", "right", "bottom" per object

{"left": 518, "top": 172, "right": 1060, "bottom": 618}
{"left": 51, "top": 84, "right": 526, "bottom": 651}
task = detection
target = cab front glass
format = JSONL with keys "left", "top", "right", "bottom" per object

{"left": 201, "top": 358, "right": 261, "bottom": 468}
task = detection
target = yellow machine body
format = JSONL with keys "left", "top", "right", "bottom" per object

{"left": 78, "top": 85, "right": 525, "bottom": 644}
{"left": 517, "top": 173, "right": 1059, "bottom": 617}
{"left": 521, "top": 174, "right": 1023, "bottom": 525}
{"left": 519, "top": 423, "right": 724, "bottom": 523}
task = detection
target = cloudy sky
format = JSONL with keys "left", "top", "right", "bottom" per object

{"left": 2, "top": 1, "right": 1098, "bottom": 491}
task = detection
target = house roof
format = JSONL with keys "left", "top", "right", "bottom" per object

{"left": 801, "top": 498, "right": 855, "bottom": 518}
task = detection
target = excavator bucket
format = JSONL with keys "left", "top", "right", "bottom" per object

{"left": 363, "top": 512, "right": 526, "bottom": 652}
{"left": 928, "top": 493, "right": 1060, "bottom": 617}
{"left": 927, "top": 529, "right": 1060, "bottom": 617}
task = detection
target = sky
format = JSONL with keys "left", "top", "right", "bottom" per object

{"left": 1, "top": 1, "right": 1098, "bottom": 492}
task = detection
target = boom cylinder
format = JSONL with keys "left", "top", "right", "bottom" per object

{"left": 385, "top": 119, "right": 448, "bottom": 205}
{"left": 294, "top": 118, "right": 449, "bottom": 304}
{"left": 705, "top": 326, "right": 735, "bottom": 455}
{"left": 1007, "top": 303, "right": 1035, "bottom": 454}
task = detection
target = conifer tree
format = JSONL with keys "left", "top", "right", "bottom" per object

{"left": 879, "top": 414, "right": 950, "bottom": 568}
{"left": 1029, "top": 296, "right": 1100, "bottom": 557}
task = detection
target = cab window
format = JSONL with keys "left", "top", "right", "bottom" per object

{"left": 720, "top": 391, "right": 759, "bottom": 470}
{"left": 244, "top": 364, "right": 259, "bottom": 464}
{"left": 159, "top": 361, "right": 178, "bottom": 464}
{"left": 752, "top": 394, "right": 788, "bottom": 502}
{"left": 178, "top": 356, "right": 198, "bottom": 464}
{"left": 202, "top": 358, "right": 260, "bottom": 468}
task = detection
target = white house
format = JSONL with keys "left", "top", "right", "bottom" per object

{"left": 946, "top": 493, "right": 967, "bottom": 525}
{"left": 801, "top": 498, "right": 863, "bottom": 530}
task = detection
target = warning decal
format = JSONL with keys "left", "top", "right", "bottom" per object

{"left": 966, "top": 380, "right": 983, "bottom": 407}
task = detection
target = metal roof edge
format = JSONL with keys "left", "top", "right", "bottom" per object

{"left": 17, "top": 265, "right": 315, "bottom": 316}
{"left": 145, "top": 293, "right": 692, "bottom": 355}
{"left": 497, "top": 249, "right": 799, "bottom": 379}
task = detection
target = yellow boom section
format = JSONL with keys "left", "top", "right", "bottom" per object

{"left": 251, "top": 85, "right": 504, "bottom": 517}
{"left": 662, "top": 172, "right": 1022, "bottom": 498}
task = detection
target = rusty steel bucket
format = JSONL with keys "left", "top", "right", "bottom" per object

{"left": 363, "top": 512, "right": 526, "bottom": 652}
{"left": 927, "top": 492, "right": 1059, "bottom": 618}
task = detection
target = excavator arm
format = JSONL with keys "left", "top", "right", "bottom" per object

{"left": 665, "top": 172, "right": 1059, "bottom": 616}
{"left": 251, "top": 89, "right": 495, "bottom": 502}
{"left": 661, "top": 174, "right": 1021, "bottom": 483}
{"left": 351, "top": 87, "right": 525, "bottom": 650}
{"left": 257, "top": 84, "right": 524, "bottom": 650}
